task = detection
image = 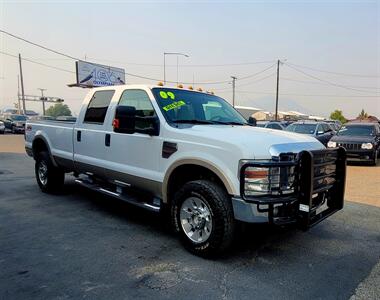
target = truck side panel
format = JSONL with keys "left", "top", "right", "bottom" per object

{"left": 25, "top": 120, "right": 75, "bottom": 169}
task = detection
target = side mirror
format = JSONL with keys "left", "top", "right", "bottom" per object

{"left": 113, "top": 106, "right": 159, "bottom": 136}
{"left": 248, "top": 117, "right": 257, "bottom": 126}
{"left": 317, "top": 130, "right": 324, "bottom": 135}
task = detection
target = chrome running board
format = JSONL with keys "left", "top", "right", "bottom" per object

{"left": 75, "top": 179, "right": 160, "bottom": 212}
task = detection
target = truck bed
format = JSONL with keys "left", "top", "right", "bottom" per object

{"left": 25, "top": 120, "right": 75, "bottom": 163}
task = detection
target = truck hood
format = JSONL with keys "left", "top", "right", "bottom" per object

{"left": 178, "top": 125, "right": 324, "bottom": 159}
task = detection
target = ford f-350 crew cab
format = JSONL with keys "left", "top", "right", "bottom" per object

{"left": 25, "top": 85, "right": 346, "bottom": 256}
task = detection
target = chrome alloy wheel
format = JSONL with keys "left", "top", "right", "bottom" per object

{"left": 38, "top": 161, "right": 48, "bottom": 186}
{"left": 180, "top": 197, "right": 212, "bottom": 243}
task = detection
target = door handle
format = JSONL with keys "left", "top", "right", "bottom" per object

{"left": 105, "top": 133, "right": 111, "bottom": 147}
{"left": 77, "top": 130, "right": 81, "bottom": 142}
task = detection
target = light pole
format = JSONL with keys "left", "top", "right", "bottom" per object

{"left": 163, "top": 52, "right": 189, "bottom": 85}
{"left": 231, "top": 76, "right": 237, "bottom": 107}
{"left": 38, "top": 88, "right": 47, "bottom": 115}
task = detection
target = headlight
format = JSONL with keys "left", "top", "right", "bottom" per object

{"left": 243, "top": 164, "right": 295, "bottom": 196}
{"left": 361, "top": 143, "right": 373, "bottom": 150}
{"left": 327, "top": 141, "right": 336, "bottom": 148}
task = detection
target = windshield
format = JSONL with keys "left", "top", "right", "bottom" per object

{"left": 10, "top": 115, "right": 27, "bottom": 121}
{"left": 338, "top": 125, "right": 374, "bottom": 136}
{"left": 152, "top": 88, "right": 247, "bottom": 125}
{"left": 286, "top": 123, "right": 317, "bottom": 134}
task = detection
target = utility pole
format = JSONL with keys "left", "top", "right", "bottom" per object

{"left": 38, "top": 88, "right": 47, "bottom": 115}
{"left": 18, "top": 54, "right": 26, "bottom": 114}
{"left": 17, "top": 75, "right": 21, "bottom": 114}
{"left": 275, "top": 59, "right": 280, "bottom": 121}
{"left": 231, "top": 76, "right": 237, "bottom": 107}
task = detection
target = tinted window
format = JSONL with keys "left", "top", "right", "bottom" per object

{"left": 84, "top": 90, "right": 115, "bottom": 124}
{"left": 338, "top": 125, "right": 375, "bottom": 136}
{"left": 322, "top": 124, "right": 331, "bottom": 132}
{"left": 267, "top": 123, "right": 282, "bottom": 130}
{"left": 286, "top": 123, "right": 317, "bottom": 134}
{"left": 10, "top": 115, "right": 27, "bottom": 121}
{"left": 118, "top": 89, "right": 155, "bottom": 131}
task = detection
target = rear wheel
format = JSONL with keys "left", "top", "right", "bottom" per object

{"left": 171, "top": 180, "right": 235, "bottom": 257}
{"left": 35, "top": 151, "right": 65, "bottom": 193}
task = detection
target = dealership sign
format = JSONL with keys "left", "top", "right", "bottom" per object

{"left": 76, "top": 61, "right": 125, "bottom": 87}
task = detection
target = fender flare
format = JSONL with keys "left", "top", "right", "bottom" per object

{"left": 32, "top": 135, "right": 58, "bottom": 167}
{"left": 162, "top": 158, "right": 235, "bottom": 203}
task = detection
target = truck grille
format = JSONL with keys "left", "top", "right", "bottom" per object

{"left": 337, "top": 143, "right": 361, "bottom": 151}
{"left": 311, "top": 150, "right": 339, "bottom": 194}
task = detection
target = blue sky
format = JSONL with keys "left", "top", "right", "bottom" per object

{"left": 0, "top": 0, "right": 379, "bottom": 118}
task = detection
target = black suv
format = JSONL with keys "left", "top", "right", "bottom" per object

{"left": 3, "top": 114, "right": 28, "bottom": 134}
{"left": 285, "top": 121, "right": 335, "bottom": 146}
{"left": 327, "top": 122, "right": 380, "bottom": 165}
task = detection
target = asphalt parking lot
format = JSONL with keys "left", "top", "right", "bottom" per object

{"left": 0, "top": 136, "right": 379, "bottom": 299}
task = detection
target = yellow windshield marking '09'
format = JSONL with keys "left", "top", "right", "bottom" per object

{"left": 159, "top": 91, "right": 175, "bottom": 100}
{"left": 163, "top": 100, "right": 185, "bottom": 111}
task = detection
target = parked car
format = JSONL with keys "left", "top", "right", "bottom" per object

{"left": 327, "top": 122, "right": 380, "bottom": 165}
{"left": 285, "top": 121, "right": 335, "bottom": 146}
{"left": 0, "top": 121, "right": 5, "bottom": 134}
{"left": 256, "top": 121, "right": 285, "bottom": 130}
{"left": 3, "top": 114, "right": 28, "bottom": 134}
{"left": 25, "top": 85, "right": 346, "bottom": 256}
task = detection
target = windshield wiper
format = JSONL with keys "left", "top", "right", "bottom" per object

{"left": 171, "top": 119, "right": 247, "bottom": 126}
{"left": 212, "top": 121, "right": 247, "bottom": 126}
{"left": 172, "top": 119, "right": 216, "bottom": 125}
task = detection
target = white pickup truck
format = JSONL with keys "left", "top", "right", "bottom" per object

{"left": 25, "top": 85, "right": 346, "bottom": 256}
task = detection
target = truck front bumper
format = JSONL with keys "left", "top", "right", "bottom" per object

{"left": 233, "top": 148, "right": 347, "bottom": 230}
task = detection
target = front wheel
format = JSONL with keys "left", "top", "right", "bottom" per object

{"left": 171, "top": 180, "right": 235, "bottom": 257}
{"left": 35, "top": 151, "right": 65, "bottom": 193}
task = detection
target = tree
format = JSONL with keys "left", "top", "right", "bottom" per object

{"left": 45, "top": 103, "right": 72, "bottom": 117}
{"left": 330, "top": 110, "right": 347, "bottom": 124}
{"left": 358, "top": 109, "right": 368, "bottom": 120}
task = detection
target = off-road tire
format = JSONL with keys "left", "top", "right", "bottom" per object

{"left": 35, "top": 151, "right": 65, "bottom": 193}
{"left": 171, "top": 180, "right": 235, "bottom": 257}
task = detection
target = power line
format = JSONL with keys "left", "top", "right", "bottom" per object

{"left": 286, "top": 61, "right": 379, "bottom": 78}
{"left": 0, "top": 29, "right": 78, "bottom": 60}
{"left": 284, "top": 63, "right": 379, "bottom": 94}
{"left": 83, "top": 57, "right": 276, "bottom": 67}
{"left": 213, "top": 72, "right": 276, "bottom": 91}
{"left": 281, "top": 77, "right": 380, "bottom": 90}
{"left": 0, "top": 30, "right": 232, "bottom": 85}
{"left": 238, "top": 63, "right": 276, "bottom": 80}
{"left": 0, "top": 51, "right": 75, "bottom": 74}
{"left": 236, "top": 90, "right": 379, "bottom": 98}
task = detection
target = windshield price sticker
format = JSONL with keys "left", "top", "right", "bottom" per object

{"left": 159, "top": 91, "right": 175, "bottom": 100}
{"left": 163, "top": 100, "right": 185, "bottom": 111}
